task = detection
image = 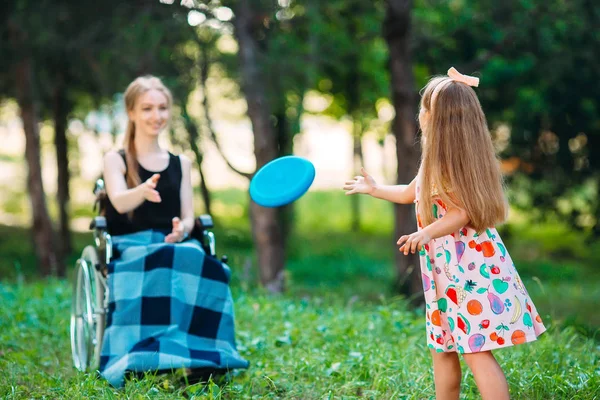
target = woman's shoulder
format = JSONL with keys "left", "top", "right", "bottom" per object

{"left": 104, "top": 149, "right": 126, "bottom": 158}
{"left": 177, "top": 153, "right": 192, "bottom": 169}
{"left": 104, "top": 150, "right": 126, "bottom": 171}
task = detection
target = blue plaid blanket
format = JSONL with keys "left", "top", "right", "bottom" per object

{"left": 99, "top": 230, "right": 249, "bottom": 387}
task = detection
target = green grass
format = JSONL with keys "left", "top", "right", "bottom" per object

{"left": 1, "top": 280, "right": 599, "bottom": 399}
{"left": 1, "top": 189, "right": 600, "bottom": 398}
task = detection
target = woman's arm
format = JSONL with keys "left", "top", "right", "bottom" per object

{"left": 178, "top": 154, "right": 195, "bottom": 235}
{"left": 103, "top": 151, "right": 161, "bottom": 214}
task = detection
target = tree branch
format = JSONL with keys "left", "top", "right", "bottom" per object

{"left": 196, "top": 37, "right": 253, "bottom": 180}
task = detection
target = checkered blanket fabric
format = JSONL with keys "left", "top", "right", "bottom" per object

{"left": 99, "top": 230, "right": 249, "bottom": 387}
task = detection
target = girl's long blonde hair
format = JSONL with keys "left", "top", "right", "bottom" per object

{"left": 418, "top": 76, "right": 507, "bottom": 232}
{"left": 123, "top": 75, "right": 173, "bottom": 189}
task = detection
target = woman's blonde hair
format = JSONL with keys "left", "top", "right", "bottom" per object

{"left": 418, "top": 76, "right": 507, "bottom": 232}
{"left": 123, "top": 75, "right": 173, "bottom": 189}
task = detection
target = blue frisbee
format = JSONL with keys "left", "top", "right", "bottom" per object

{"left": 249, "top": 156, "right": 315, "bottom": 208}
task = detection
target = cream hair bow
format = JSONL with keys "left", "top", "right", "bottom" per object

{"left": 447, "top": 67, "right": 479, "bottom": 87}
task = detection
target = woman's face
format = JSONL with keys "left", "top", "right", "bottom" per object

{"left": 128, "top": 89, "right": 170, "bottom": 137}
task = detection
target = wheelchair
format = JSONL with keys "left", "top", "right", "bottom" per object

{"left": 70, "top": 179, "right": 227, "bottom": 373}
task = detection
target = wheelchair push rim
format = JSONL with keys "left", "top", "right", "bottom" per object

{"left": 70, "top": 245, "right": 106, "bottom": 372}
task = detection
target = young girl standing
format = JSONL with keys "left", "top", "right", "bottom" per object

{"left": 344, "top": 68, "right": 546, "bottom": 400}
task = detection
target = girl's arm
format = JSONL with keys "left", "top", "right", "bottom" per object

{"left": 371, "top": 178, "right": 417, "bottom": 205}
{"left": 344, "top": 168, "right": 416, "bottom": 205}
{"left": 422, "top": 207, "right": 469, "bottom": 241}
{"left": 103, "top": 151, "right": 161, "bottom": 214}
{"left": 397, "top": 206, "right": 469, "bottom": 255}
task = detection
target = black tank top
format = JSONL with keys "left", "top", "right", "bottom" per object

{"left": 105, "top": 150, "right": 182, "bottom": 235}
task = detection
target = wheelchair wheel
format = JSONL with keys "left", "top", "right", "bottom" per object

{"left": 70, "top": 245, "right": 106, "bottom": 372}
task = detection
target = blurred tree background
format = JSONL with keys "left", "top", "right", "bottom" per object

{"left": 1, "top": 0, "right": 599, "bottom": 326}
{"left": 1, "top": 0, "right": 600, "bottom": 397}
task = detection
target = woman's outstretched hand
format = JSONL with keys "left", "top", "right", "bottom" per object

{"left": 165, "top": 217, "right": 186, "bottom": 243}
{"left": 343, "top": 168, "right": 377, "bottom": 196}
{"left": 141, "top": 173, "right": 162, "bottom": 203}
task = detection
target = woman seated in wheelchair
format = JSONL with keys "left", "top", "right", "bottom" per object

{"left": 98, "top": 76, "right": 248, "bottom": 387}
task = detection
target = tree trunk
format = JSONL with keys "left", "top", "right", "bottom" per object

{"left": 234, "top": 0, "right": 286, "bottom": 292}
{"left": 589, "top": 134, "right": 600, "bottom": 238}
{"left": 383, "top": 0, "right": 422, "bottom": 303}
{"left": 274, "top": 109, "right": 294, "bottom": 245}
{"left": 15, "top": 56, "right": 59, "bottom": 276}
{"left": 351, "top": 116, "right": 364, "bottom": 231}
{"left": 346, "top": 3, "right": 363, "bottom": 233}
{"left": 54, "top": 76, "right": 72, "bottom": 271}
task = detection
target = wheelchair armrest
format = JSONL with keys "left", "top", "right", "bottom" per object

{"left": 90, "top": 216, "right": 107, "bottom": 231}
{"left": 196, "top": 214, "right": 214, "bottom": 229}
{"left": 191, "top": 214, "right": 214, "bottom": 240}
{"left": 191, "top": 214, "right": 216, "bottom": 257}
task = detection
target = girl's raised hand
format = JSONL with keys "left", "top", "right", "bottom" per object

{"left": 343, "top": 168, "right": 377, "bottom": 195}
{"left": 141, "top": 173, "right": 162, "bottom": 203}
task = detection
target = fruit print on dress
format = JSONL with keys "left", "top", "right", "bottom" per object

{"left": 416, "top": 174, "right": 546, "bottom": 353}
